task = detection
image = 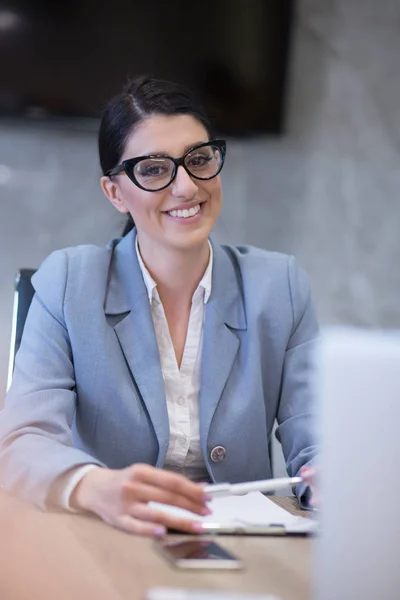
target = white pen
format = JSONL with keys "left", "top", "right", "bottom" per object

{"left": 203, "top": 476, "right": 303, "bottom": 498}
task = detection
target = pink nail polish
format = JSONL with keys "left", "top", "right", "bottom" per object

{"left": 154, "top": 526, "right": 166, "bottom": 537}
{"left": 191, "top": 521, "right": 205, "bottom": 533}
{"left": 201, "top": 507, "right": 212, "bottom": 516}
{"left": 202, "top": 493, "right": 213, "bottom": 503}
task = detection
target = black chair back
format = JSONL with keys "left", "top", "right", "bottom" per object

{"left": 7, "top": 269, "right": 36, "bottom": 389}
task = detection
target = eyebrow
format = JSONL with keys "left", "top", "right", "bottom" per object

{"left": 140, "top": 140, "right": 209, "bottom": 158}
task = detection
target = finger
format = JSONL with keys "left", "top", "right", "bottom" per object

{"left": 115, "top": 514, "right": 167, "bottom": 538}
{"left": 300, "top": 466, "right": 316, "bottom": 485}
{"left": 128, "top": 464, "right": 209, "bottom": 501}
{"left": 128, "top": 464, "right": 210, "bottom": 504}
{"left": 129, "top": 503, "right": 205, "bottom": 534}
{"left": 122, "top": 480, "right": 210, "bottom": 516}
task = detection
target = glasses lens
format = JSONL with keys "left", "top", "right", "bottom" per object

{"left": 184, "top": 144, "right": 223, "bottom": 179}
{"left": 133, "top": 158, "right": 174, "bottom": 190}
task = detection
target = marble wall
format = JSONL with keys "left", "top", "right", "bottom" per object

{"left": 1, "top": 0, "right": 399, "bottom": 402}
{"left": 221, "top": 0, "right": 400, "bottom": 329}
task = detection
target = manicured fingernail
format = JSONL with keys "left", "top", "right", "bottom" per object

{"left": 202, "top": 493, "right": 213, "bottom": 503}
{"left": 191, "top": 521, "right": 206, "bottom": 533}
{"left": 154, "top": 526, "right": 166, "bottom": 537}
{"left": 201, "top": 507, "right": 212, "bottom": 516}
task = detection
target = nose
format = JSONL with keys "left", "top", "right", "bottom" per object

{"left": 170, "top": 165, "right": 199, "bottom": 198}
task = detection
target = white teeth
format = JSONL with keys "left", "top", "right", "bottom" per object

{"left": 168, "top": 204, "right": 201, "bottom": 219}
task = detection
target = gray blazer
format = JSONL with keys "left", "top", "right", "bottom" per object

{"left": 0, "top": 231, "right": 318, "bottom": 510}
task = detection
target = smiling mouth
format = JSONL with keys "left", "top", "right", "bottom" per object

{"left": 164, "top": 202, "right": 204, "bottom": 219}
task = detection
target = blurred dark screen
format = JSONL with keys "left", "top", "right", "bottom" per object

{"left": 0, "top": 0, "right": 295, "bottom": 135}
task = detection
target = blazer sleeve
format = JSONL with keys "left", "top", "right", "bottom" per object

{"left": 275, "top": 255, "right": 319, "bottom": 508}
{"left": 0, "top": 250, "right": 105, "bottom": 510}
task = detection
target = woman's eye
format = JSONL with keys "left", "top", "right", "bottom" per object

{"left": 187, "top": 153, "right": 212, "bottom": 168}
{"left": 136, "top": 160, "right": 168, "bottom": 178}
{"left": 143, "top": 165, "right": 164, "bottom": 176}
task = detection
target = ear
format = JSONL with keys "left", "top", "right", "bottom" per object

{"left": 100, "top": 176, "right": 129, "bottom": 214}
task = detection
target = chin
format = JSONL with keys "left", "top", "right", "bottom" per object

{"left": 166, "top": 225, "right": 212, "bottom": 251}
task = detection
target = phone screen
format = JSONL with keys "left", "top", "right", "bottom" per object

{"left": 159, "top": 540, "right": 236, "bottom": 561}
{"left": 155, "top": 538, "right": 242, "bottom": 569}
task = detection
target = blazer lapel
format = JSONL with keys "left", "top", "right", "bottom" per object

{"left": 199, "top": 242, "right": 247, "bottom": 458}
{"left": 104, "top": 232, "right": 169, "bottom": 466}
{"left": 104, "top": 233, "right": 247, "bottom": 468}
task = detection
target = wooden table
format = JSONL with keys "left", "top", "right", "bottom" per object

{"left": 0, "top": 492, "right": 313, "bottom": 600}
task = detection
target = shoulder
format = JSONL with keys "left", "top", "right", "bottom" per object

{"left": 221, "top": 244, "right": 289, "bottom": 273}
{"left": 221, "top": 244, "right": 309, "bottom": 287}
{"left": 31, "top": 239, "right": 118, "bottom": 315}
{"left": 219, "top": 244, "right": 313, "bottom": 317}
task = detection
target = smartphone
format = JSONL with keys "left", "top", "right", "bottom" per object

{"left": 154, "top": 538, "right": 243, "bottom": 570}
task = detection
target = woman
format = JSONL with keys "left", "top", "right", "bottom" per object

{"left": 0, "top": 77, "right": 318, "bottom": 537}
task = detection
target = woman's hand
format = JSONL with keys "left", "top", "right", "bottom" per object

{"left": 70, "top": 464, "right": 211, "bottom": 537}
{"left": 300, "top": 465, "right": 319, "bottom": 508}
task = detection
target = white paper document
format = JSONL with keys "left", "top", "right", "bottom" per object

{"left": 146, "top": 588, "right": 280, "bottom": 600}
{"left": 150, "top": 492, "right": 317, "bottom": 535}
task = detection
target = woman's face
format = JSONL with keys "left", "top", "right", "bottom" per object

{"left": 101, "top": 114, "right": 223, "bottom": 252}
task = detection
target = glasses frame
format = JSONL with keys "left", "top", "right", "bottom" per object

{"left": 105, "top": 139, "right": 226, "bottom": 192}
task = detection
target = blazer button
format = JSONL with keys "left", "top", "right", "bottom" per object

{"left": 210, "top": 446, "right": 226, "bottom": 462}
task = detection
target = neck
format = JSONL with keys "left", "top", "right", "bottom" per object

{"left": 137, "top": 233, "right": 210, "bottom": 306}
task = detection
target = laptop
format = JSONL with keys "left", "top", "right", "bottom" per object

{"left": 314, "top": 328, "right": 400, "bottom": 600}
